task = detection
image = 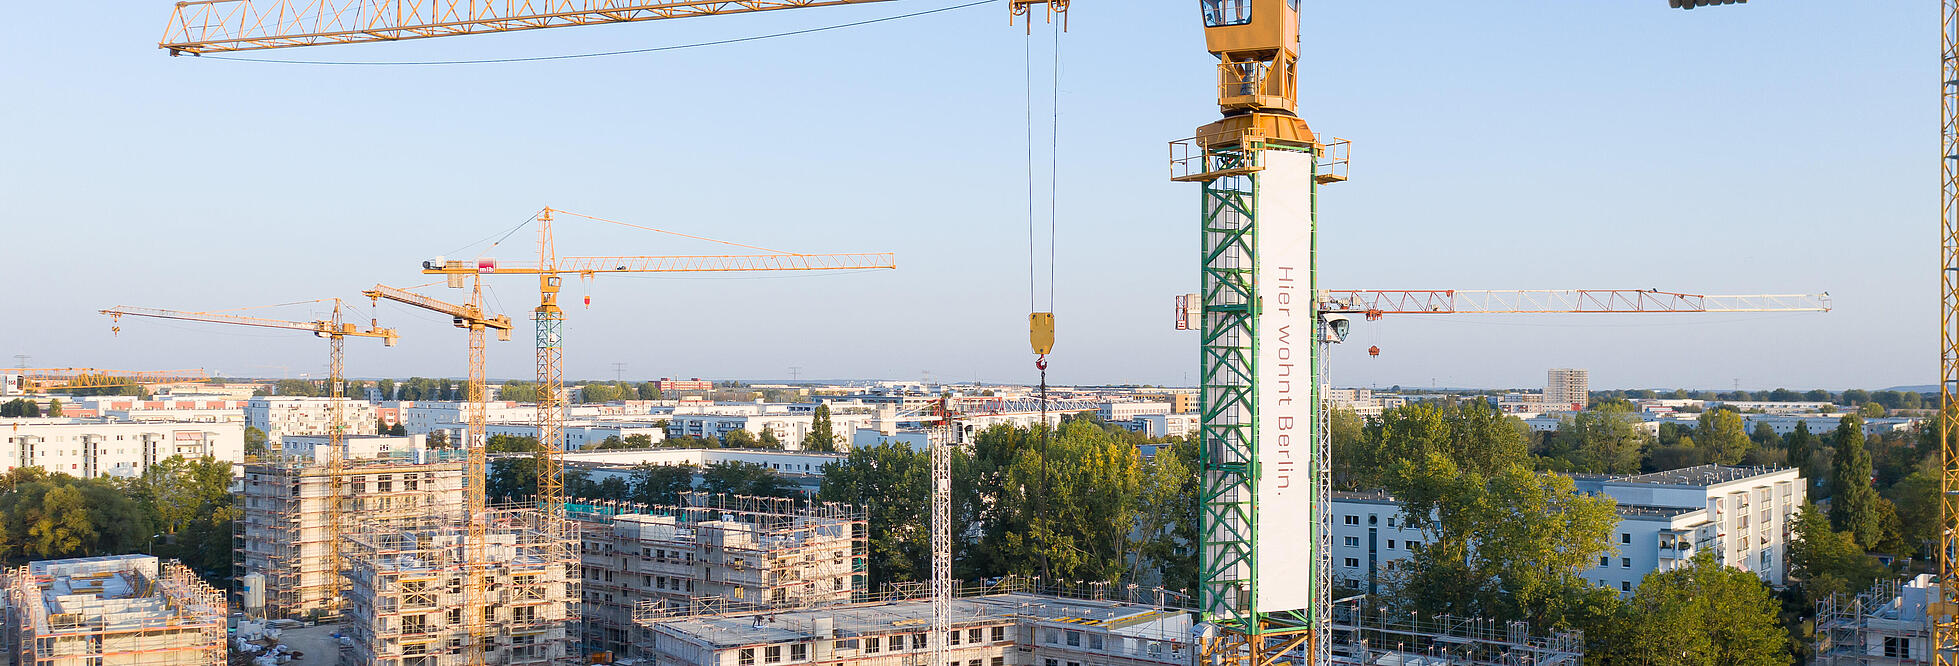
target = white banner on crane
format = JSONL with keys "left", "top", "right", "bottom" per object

{"left": 1252, "top": 148, "right": 1317, "bottom": 614}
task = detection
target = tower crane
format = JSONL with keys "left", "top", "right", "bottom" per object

{"left": 364, "top": 281, "right": 511, "bottom": 666}
{"left": 99, "top": 300, "right": 398, "bottom": 614}
{"left": 418, "top": 207, "right": 896, "bottom": 519}
{"left": 3, "top": 367, "right": 210, "bottom": 395}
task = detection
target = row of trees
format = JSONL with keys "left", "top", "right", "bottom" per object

{"left": 489, "top": 459, "right": 799, "bottom": 505}
{"left": 0, "top": 457, "right": 235, "bottom": 582}
{"left": 1588, "top": 387, "right": 1931, "bottom": 409}
{"left": 0, "top": 398, "right": 59, "bottom": 417}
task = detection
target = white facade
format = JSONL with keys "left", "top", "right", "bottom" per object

{"left": 245, "top": 397, "right": 377, "bottom": 443}
{"left": 1331, "top": 465, "right": 1804, "bottom": 597}
{"left": 485, "top": 421, "right": 668, "bottom": 450}
{"left": 279, "top": 433, "right": 430, "bottom": 462}
{"left": 0, "top": 419, "right": 245, "bottom": 478}
{"left": 666, "top": 412, "right": 873, "bottom": 451}
{"left": 397, "top": 400, "right": 532, "bottom": 435}
{"left": 1098, "top": 402, "right": 1171, "bottom": 422}
{"left": 1132, "top": 413, "right": 1198, "bottom": 439}
{"left": 1546, "top": 368, "right": 1589, "bottom": 411}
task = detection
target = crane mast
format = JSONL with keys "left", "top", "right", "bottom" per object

{"left": 1942, "top": 0, "right": 1959, "bottom": 661}
{"left": 365, "top": 281, "right": 512, "bottom": 666}
{"left": 100, "top": 301, "right": 398, "bottom": 617}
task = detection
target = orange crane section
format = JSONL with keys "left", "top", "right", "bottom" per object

{"left": 99, "top": 300, "right": 397, "bottom": 615}
{"left": 5, "top": 368, "right": 211, "bottom": 394}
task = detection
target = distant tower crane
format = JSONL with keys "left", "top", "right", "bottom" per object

{"left": 364, "top": 281, "right": 511, "bottom": 666}
{"left": 99, "top": 300, "right": 398, "bottom": 614}
{"left": 4, "top": 367, "right": 210, "bottom": 395}
{"left": 418, "top": 207, "right": 896, "bottom": 518}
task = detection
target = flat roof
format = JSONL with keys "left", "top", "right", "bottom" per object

{"left": 1609, "top": 464, "right": 1791, "bottom": 488}
{"left": 653, "top": 593, "right": 1188, "bottom": 650}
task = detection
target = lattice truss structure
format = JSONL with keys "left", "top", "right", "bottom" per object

{"left": 340, "top": 506, "right": 580, "bottom": 665}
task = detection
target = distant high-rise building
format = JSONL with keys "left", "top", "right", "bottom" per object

{"left": 1547, "top": 368, "right": 1589, "bottom": 411}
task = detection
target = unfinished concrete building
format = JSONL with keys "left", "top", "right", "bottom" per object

{"left": 632, "top": 585, "right": 1191, "bottom": 666}
{"left": 569, "top": 493, "right": 867, "bottom": 656}
{"left": 341, "top": 507, "right": 580, "bottom": 666}
{"left": 3, "top": 555, "right": 225, "bottom": 666}
{"left": 1815, "top": 574, "right": 1936, "bottom": 665}
{"left": 235, "top": 458, "right": 466, "bottom": 618}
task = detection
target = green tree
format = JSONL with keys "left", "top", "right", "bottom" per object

{"left": 488, "top": 457, "right": 539, "bottom": 502}
{"left": 388, "top": 422, "right": 406, "bottom": 436}
{"left": 630, "top": 464, "right": 695, "bottom": 506}
{"left": 637, "top": 382, "right": 661, "bottom": 400}
{"left": 723, "top": 429, "right": 759, "bottom": 449}
{"left": 819, "top": 442, "right": 930, "bottom": 588}
{"left": 1885, "top": 458, "right": 1941, "bottom": 557}
{"left": 1353, "top": 402, "right": 1527, "bottom": 490}
{"left": 273, "top": 379, "right": 320, "bottom": 397}
{"left": 1788, "top": 421, "right": 1821, "bottom": 496}
{"left": 1788, "top": 504, "right": 1885, "bottom": 609}
{"left": 1328, "top": 408, "right": 1365, "bottom": 488}
{"left": 995, "top": 420, "right": 1145, "bottom": 584}
{"left": 1860, "top": 402, "right": 1887, "bottom": 418}
{"left": 243, "top": 426, "right": 268, "bottom": 457}
{"left": 1843, "top": 389, "right": 1870, "bottom": 406}
{"left": 377, "top": 378, "right": 396, "bottom": 400}
{"left": 1696, "top": 409, "right": 1751, "bottom": 466}
{"left": 130, "top": 456, "right": 238, "bottom": 579}
{"left": 44, "top": 399, "right": 61, "bottom": 418}
{"left": 803, "top": 404, "right": 839, "bottom": 452}
{"left": 1829, "top": 416, "right": 1883, "bottom": 549}
{"left": 496, "top": 380, "right": 539, "bottom": 402}
{"left": 1608, "top": 554, "right": 1789, "bottom": 665}
{"left": 701, "top": 462, "right": 798, "bottom": 498}
{"left": 758, "top": 429, "right": 783, "bottom": 449}
{"left": 486, "top": 434, "right": 540, "bottom": 453}
{"left": 1545, "top": 404, "right": 1648, "bottom": 474}
{"left": 1128, "top": 438, "right": 1196, "bottom": 590}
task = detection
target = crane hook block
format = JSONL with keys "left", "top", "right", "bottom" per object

{"left": 1030, "top": 312, "right": 1056, "bottom": 356}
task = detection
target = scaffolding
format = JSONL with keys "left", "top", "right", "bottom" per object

{"left": 1816, "top": 576, "right": 1936, "bottom": 665}
{"left": 1327, "top": 596, "right": 1584, "bottom": 666}
{"left": 341, "top": 506, "right": 580, "bottom": 666}
{"left": 234, "top": 457, "right": 466, "bottom": 619}
{"left": 568, "top": 492, "right": 868, "bottom": 656}
{"left": 4, "top": 555, "right": 226, "bottom": 666}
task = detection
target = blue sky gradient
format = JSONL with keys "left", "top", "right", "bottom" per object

{"left": 0, "top": 2, "right": 1925, "bottom": 390}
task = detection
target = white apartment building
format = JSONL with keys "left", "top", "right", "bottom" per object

{"left": 666, "top": 412, "right": 874, "bottom": 451}
{"left": 641, "top": 591, "right": 1192, "bottom": 666}
{"left": 1131, "top": 413, "right": 1198, "bottom": 439}
{"left": 1098, "top": 401, "right": 1171, "bottom": 422}
{"left": 1331, "top": 465, "right": 1804, "bottom": 597}
{"left": 1325, "top": 388, "right": 1407, "bottom": 418}
{"left": 486, "top": 421, "right": 668, "bottom": 449}
{"left": 397, "top": 400, "right": 533, "bottom": 435}
{"left": 0, "top": 419, "right": 244, "bottom": 478}
{"left": 75, "top": 397, "right": 246, "bottom": 423}
{"left": 279, "top": 433, "right": 431, "bottom": 462}
{"left": 244, "top": 397, "right": 377, "bottom": 443}
{"left": 1546, "top": 368, "right": 1589, "bottom": 411}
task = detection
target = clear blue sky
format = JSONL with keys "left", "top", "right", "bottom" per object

{"left": 0, "top": 2, "right": 1925, "bottom": 390}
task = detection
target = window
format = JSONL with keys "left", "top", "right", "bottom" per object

{"left": 968, "top": 660, "right": 980, "bottom": 666}
{"left": 1342, "top": 537, "right": 1359, "bottom": 548}
{"left": 992, "top": 658, "right": 1005, "bottom": 666}
{"left": 865, "top": 637, "right": 881, "bottom": 654}
{"left": 1621, "top": 581, "right": 1631, "bottom": 592}
{"left": 1599, "top": 556, "right": 1609, "bottom": 567}
{"left": 1343, "top": 558, "right": 1359, "bottom": 568}
{"left": 1044, "top": 629, "right": 1059, "bottom": 645}
{"left": 969, "top": 628, "right": 982, "bottom": 644}
{"left": 949, "top": 630, "right": 961, "bottom": 646}
{"left": 1066, "top": 631, "right": 1082, "bottom": 647}
{"left": 1046, "top": 660, "right": 1059, "bottom": 666}
{"left": 991, "top": 627, "right": 1005, "bottom": 642}
{"left": 766, "top": 647, "right": 783, "bottom": 663}
{"left": 1343, "top": 515, "right": 1359, "bottom": 525}
{"left": 792, "top": 644, "right": 808, "bottom": 661}
{"left": 890, "top": 636, "right": 906, "bottom": 652}
{"left": 1885, "top": 636, "right": 1911, "bottom": 659}
{"left": 1621, "top": 558, "right": 1631, "bottom": 569}
{"left": 1620, "top": 533, "right": 1631, "bottom": 544}
{"left": 740, "top": 649, "right": 756, "bottom": 666}
{"left": 1089, "top": 634, "right": 1104, "bottom": 651}
{"left": 913, "top": 634, "right": 928, "bottom": 650}
{"left": 1386, "top": 540, "right": 1395, "bottom": 549}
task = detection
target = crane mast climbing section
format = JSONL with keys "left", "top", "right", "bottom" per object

{"left": 1178, "top": 2, "right": 1334, "bottom": 665}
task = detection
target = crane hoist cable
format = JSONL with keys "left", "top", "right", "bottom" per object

{"left": 1025, "top": 16, "right": 1061, "bottom": 583}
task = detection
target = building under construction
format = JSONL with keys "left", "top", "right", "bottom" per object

{"left": 2, "top": 554, "right": 225, "bottom": 666}
{"left": 633, "top": 582, "right": 1192, "bottom": 666}
{"left": 235, "top": 457, "right": 466, "bottom": 619}
{"left": 341, "top": 506, "right": 580, "bottom": 665}
{"left": 569, "top": 492, "right": 866, "bottom": 656}
{"left": 1814, "top": 574, "right": 1936, "bottom": 665}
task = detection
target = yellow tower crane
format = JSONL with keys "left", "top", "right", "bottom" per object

{"left": 419, "top": 207, "right": 896, "bottom": 517}
{"left": 364, "top": 281, "right": 511, "bottom": 666}
{"left": 4, "top": 368, "right": 210, "bottom": 395}
{"left": 99, "top": 300, "right": 398, "bottom": 615}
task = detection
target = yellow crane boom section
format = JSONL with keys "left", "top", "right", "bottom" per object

{"left": 9, "top": 368, "right": 212, "bottom": 392}
{"left": 364, "top": 284, "right": 514, "bottom": 338}
{"left": 161, "top": 0, "right": 898, "bottom": 54}
{"left": 434, "top": 253, "right": 897, "bottom": 275}
{"left": 100, "top": 304, "right": 402, "bottom": 343}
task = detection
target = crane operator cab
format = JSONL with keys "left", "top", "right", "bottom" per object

{"left": 1196, "top": 0, "right": 1315, "bottom": 149}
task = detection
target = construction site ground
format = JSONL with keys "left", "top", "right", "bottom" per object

{"left": 274, "top": 623, "right": 343, "bottom": 664}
